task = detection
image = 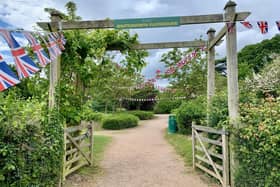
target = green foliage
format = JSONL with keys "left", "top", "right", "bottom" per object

{"left": 160, "top": 47, "right": 207, "bottom": 98}
{"left": 234, "top": 98, "right": 280, "bottom": 187}
{"left": 175, "top": 97, "right": 206, "bottom": 134}
{"left": 165, "top": 130, "right": 193, "bottom": 166}
{"left": 81, "top": 102, "right": 105, "bottom": 122}
{"left": 245, "top": 56, "right": 280, "bottom": 97}
{"left": 102, "top": 114, "right": 139, "bottom": 130}
{"left": 124, "top": 84, "right": 158, "bottom": 111}
{"left": 154, "top": 100, "right": 182, "bottom": 114}
{"left": 238, "top": 34, "right": 280, "bottom": 79}
{"left": 0, "top": 95, "right": 64, "bottom": 186}
{"left": 208, "top": 91, "right": 228, "bottom": 129}
{"left": 127, "top": 110, "right": 154, "bottom": 120}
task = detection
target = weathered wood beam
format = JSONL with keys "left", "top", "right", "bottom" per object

{"left": 208, "top": 25, "right": 227, "bottom": 49}
{"left": 37, "top": 12, "right": 250, "bottom": 30}
{"left": 131, "top": 40, "right": 206, "bottom": 50}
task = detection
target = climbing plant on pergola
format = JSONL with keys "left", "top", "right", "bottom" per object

{"left": 38, "top": 1, "right": 250, "bottom": 186}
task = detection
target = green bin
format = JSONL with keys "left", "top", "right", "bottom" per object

{"left": 168, "top": 115, "right": 177, "bottom": 133}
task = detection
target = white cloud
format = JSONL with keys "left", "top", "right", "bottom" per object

{"left": 133, "top": 0, "right": 168, "bottom": 15}
{"left": 0, "top": 0, "right": 57, "bottom": 30}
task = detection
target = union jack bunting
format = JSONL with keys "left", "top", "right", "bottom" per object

{"left": 48, "top": 33, "right": 62, "bottom": 57}
{"left": 226, "top": 22, "right": 235, "bottom": 33}
{"left": 38, "top": 33, "right": 57, "bottom": 62}
{"left": 59, "top": 32, "right": 66, "bottom": 45}
{"left": 191, "top": 50, "right": 197, "bottom": 58}
{"left": 240, "top": 21, "right": 253, "bottom": 29}
{"left": 276, "top": 21, "right": 280, "bottom": 31}
{"left": 0, "top": 54, "right": 20, "bottom": 91}
{"left": 0, "top": 29, "right": 40, "bottom": 79}
{"left": 257, "top": 21, "right": 268, "bottom": 34}
{"left": 176, "top": 58, "right": 186, "bottom": 68}
{"left": 51, "top": 32, "right": 65, "bottom": 51}
{"left": 23, "top": 31, "right": 51, "bottom": 67}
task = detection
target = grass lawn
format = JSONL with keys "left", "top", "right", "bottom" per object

{"left": 78, "top": 135, "right": 112, "bottom": 176}
{"left": 165, "top": 130, "right": 193, "bottom": 166}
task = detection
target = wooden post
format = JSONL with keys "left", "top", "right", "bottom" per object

{"left": 49, "top": 11, "right": 63, "bottom": 109}
{"left": 191, "top": 121, "right": 196, "bottom": 169}
{"left": 225, "top": 1, "right": 239, "bottom": 186}
{"left": 207, "top": 28, "right": 216, "bottom": 124}
{"left": 90, "top": 123, "right": 94, "bottom": 165}
{"left": 222, "top": 129, "right": 230, "bottom": 187}
{"left": 49, "top": 11, "right": 64, "bottom": 187}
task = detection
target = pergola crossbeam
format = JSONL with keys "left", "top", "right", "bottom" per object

{"left": 37, "top": 12, "right": 250, "bottom": 31}
{"left": 130, "top": 40, "right": 206, "bottom": 50}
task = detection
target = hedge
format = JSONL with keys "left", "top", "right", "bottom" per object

{"left": 102, "top": 114, "right": 139, "bottom": 130}
{"left": 154, "top": 100, "right": 182, "bottom": 114}
{"left": 0, "top": 97, "right": 64, "bottom": 186}
{"left": 127, "top": 110, "right": 154, "bottom": 120}
{"left": 234, "top": 98, "right": 280, "bottom": 187}
{"left": 175, "top": 97, "right": 206, "bottom": 134}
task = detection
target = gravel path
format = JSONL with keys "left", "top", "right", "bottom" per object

{"left": 68, "top": 115, "right": 210, "bottom": 187}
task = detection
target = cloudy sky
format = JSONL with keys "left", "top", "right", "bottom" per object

{"left": 0, "top": 0, "right": 279, "bottom": 86}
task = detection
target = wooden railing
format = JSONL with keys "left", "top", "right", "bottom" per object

{"left": 62, "top": 122, "right": 94, "bottom": 181}
{"left": 192, "top": 122, "right": 229, "bottom": 187}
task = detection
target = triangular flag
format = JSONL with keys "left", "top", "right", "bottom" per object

{"left": 257, "top": 21, "right": 268, "bottom": 34}
{"left": 0, "top": 54, "right": 20, "bottom": 91}
{"left": 240, "top": 21, "right": 253, "bottom": 29}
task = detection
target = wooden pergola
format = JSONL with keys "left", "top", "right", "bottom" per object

{"left": 38, "top": 1, "right": 250, "bottom": 186}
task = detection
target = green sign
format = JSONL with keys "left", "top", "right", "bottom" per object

{"left": 113, "top": 16, "right": 180, "bottom": 29}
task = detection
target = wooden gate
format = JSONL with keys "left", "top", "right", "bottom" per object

{"left": 192, "top": 123, "right": 229, "bottom": 187}
{"left": 62, "top": 122, "right": 94, "bottom": 181}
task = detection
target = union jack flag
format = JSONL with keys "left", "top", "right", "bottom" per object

{"left": 37, "top": 33, "right": 57, "bottom": 62}
{"left": 48, "top": 33, "right": 62, "bottom": 56}
{"left": 240, "top": 21, "right": 253, "bottom": 29}
{"left": 257, "top": 21, "right": 268, "bottom": 34}
{"left": 0, "top": 54, "right": 20, "bottom": 91}
{"left": 23, "top": 31, "right": 51, "bottom": 67}
{"left": 0, "top": 29, "right": 40, "bottom": 79}
{"left": 276, "top": 21, "right": 280, "bottom": 31}
{"left": 50, "top": 32, "right": 65, "bottom": 51}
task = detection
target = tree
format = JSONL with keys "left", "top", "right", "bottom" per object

{"left": 160, "top": 47, "right": 207, "bottom": 99}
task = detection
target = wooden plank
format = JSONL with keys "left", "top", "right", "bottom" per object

{"left": 66, "top": 133, "right": 91, "bottom": 164}
{"left": 65, "top": 123, "right": 88, "bottom": 133}
{"left": 65, "top": 155, "right": 82, "bottom": 166}
{"left": 37, "top": 12, "right": 250, "bottom": 30}
{"left": 66, "top": 133, "right": 88, "bottom": 144}
{"left": 194, "top": 130, "right": 223, "bottom": 185}
{"left": 195, "top": 163, "right": 220, "bottom": 180}
{"left": 195, "top": 146, "right": 223, "bottom": 160}
{"left": 192, "top": 125, "right": 227, "bottom": 135}
{"left": 89, "top": 123, "right": 94, "bottom": 165}
{"left": 65, "top": 162, "right": 88, "bottom": 178}
{"left": 208, "top": 26, "right": 227, "bottom": 49}
{"left": 131, "top": 40, "right": 206, "bottom": 50}
{"left": 195, "top": 155, "right": 223, "bottom": 171}
{"left": 199, "top": 136, "right": 222, "bottom": 146}
{"left": 192, "top": 125, "right": 196, "bottom": 169}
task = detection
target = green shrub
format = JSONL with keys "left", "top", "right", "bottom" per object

{"left": 127, "top": 110, "right": 154, "bottom": 120}
{"left": 234, "top": 98, "right": 280, "bottom": 187}
{"left": 154, "top": 100, "right": 182, "bottom": 114}
{"left": 102, "top": 114, "right": 139, "bottom": 130}
{"left": 175, "top": 97, "right": 206, "bottom": 134}
{"left": 0, "top": 96, "right": 64, "bottom": 186}
{"left": 208, "top": 91, "right": 228, "bottom": 129}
